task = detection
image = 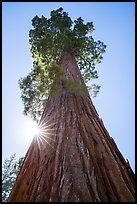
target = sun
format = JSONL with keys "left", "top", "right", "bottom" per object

{"left": 23, "top": 118, "right": 41, "bottom": 142}
{"left": 29, "top": 121, "right": 41, "bottom": 137}
{"left": 22, "top": 117, "right": 57, "bottom": 151}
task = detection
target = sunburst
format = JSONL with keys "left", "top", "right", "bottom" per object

{"left": 33, "top": 118, "right": 58, "bottom": 151}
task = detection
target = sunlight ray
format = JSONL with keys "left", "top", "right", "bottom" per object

{"left": 38, "top": 134, "right": 56, "bottom": 151}
{"left": 41, "top": 134, "right": 56, "bottom": 142}
{"left": 24, "top": 116, "right": 62, "bottom": 155}
{"left": 39, "top": 118, "right": 56, "bottom": 127}
{"left": 42, "top": 132, "right": 56, "bottom": 136}
{"left": 39, "top": 122, "right": 57, "bottom": 130}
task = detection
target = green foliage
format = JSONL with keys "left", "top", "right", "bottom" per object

{"left": 88, "top": 84, "right": 101, "bottom": 97}
{"left": 63, "top": 79, "right": 87, "bottom": 96}
{"left": 2, "top": 154, "right": 24, "bottom": 202}
{"left": 19, "top": 7, "right": 106, "bottom": 120}
{"left": 19, "top": 62, "right": 65, "bottom": 121}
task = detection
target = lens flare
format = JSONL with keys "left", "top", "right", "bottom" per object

{"left": 33, "top": 118, "right": 57, "bottom": 151}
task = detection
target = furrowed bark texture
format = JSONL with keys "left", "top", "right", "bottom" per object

{"left": 8, "top": 52, "right": 135, "bottom": 202}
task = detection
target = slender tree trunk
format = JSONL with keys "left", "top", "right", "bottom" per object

{"left": 8, "top": 52, "right": 135, "bottom": 202}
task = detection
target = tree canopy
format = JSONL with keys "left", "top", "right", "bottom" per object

{"left": 19, "top": 7, "right": 106, "bottom": 121}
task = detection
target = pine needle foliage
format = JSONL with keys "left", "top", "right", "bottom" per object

{"left": 19, "top": 8, "right": 106, "bottom": 121}
{"left": 2, "top": 154, "right": 24, "bottom": 202}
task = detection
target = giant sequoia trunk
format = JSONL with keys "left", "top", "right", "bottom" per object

{"left": 8, "top": 52, "right": 135, "bottom": 202}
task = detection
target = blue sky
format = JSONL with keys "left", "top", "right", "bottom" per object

{"left": 2, "top": 2, "right": 135, "bottom": 171}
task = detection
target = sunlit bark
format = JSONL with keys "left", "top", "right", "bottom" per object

{"left": 8, "top": 52, "right": 135, "bottom": 202}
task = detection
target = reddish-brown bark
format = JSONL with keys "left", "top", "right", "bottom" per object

{"left": 8, "top": 52, "right": 135, "bottom": 202}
